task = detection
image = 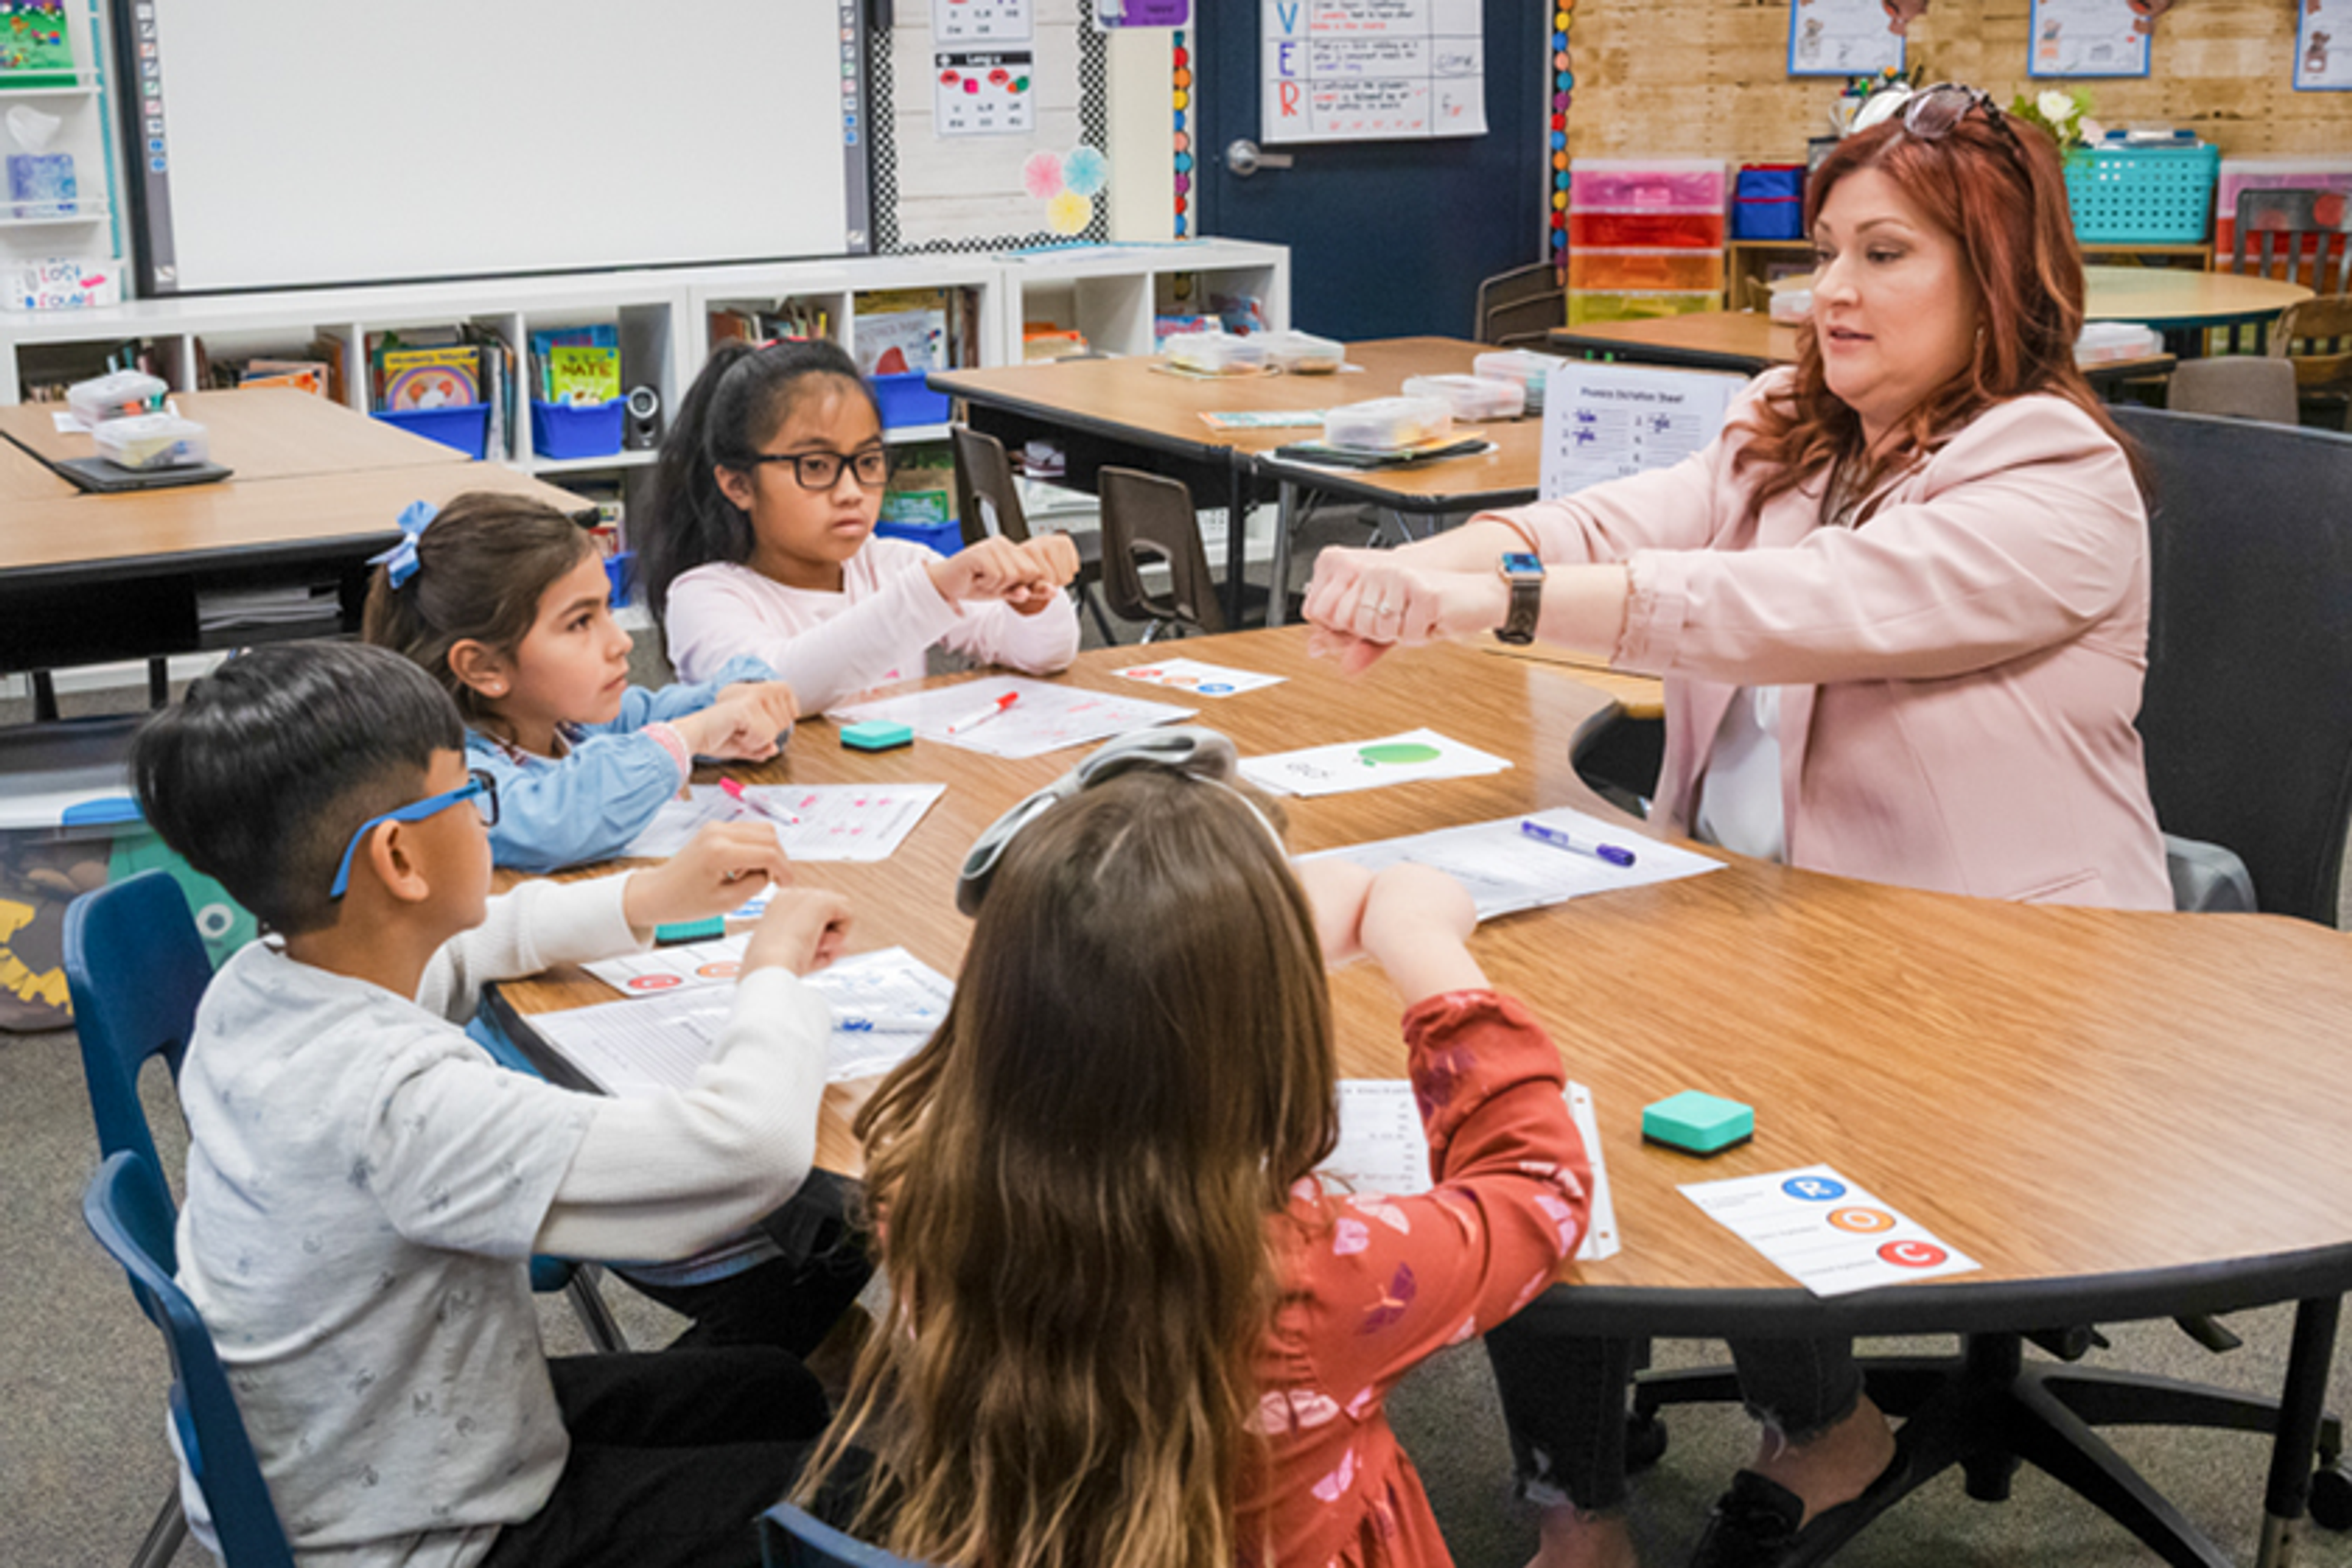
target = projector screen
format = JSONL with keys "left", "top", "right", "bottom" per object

{"left": 122, "top": 0, "right": 871, "bottom": 296}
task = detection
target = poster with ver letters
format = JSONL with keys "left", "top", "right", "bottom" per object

{"left": 1262, "top": 0, "right": 1486, "bottom": 145}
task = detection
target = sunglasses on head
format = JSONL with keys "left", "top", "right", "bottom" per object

{"left": 1852, "top": 82, "right": 2030, "bottom": 168}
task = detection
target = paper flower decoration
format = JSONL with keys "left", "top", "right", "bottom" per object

{"left": 1023, "top": 152, "right": 1065, "bottom": 200}
{"left": 1063, "top": 145, "right": 1109, "bottom": 198}
{"left": 1048, "top": 191, "right": 1093, "bottom": 234}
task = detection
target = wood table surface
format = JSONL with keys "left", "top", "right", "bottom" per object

{"left": 498, "top": 628, "right": 2352, "bottom": 1338}
{"left": 0, "top": 462, "right": 583, "bottom": 579}
{"left": 0, "top": 387, "right": 469, "bottom": 484}
{"left": 0, "top": 433, "right": 75, "bottom": 503}
{"left": 2080, "top": 263, "right": 2312, "bottom": 328}
{"left": 1550, "top": 312, "right": 2177, "bottom": 387}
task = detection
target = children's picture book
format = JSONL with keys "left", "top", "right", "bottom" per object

{"left": 238, "top": 359, "right": 330, "bottom": 397}
{"left": 0, "top": 1, "right": 76, "bottom": 87}
{"left": 544, "top": 344, "right": 622, "bottom": 406}
{"left": 852, "top": 289, "right": 952, "bottom": 376}
{"left": 378, "top": 345, "right": 482, "bottom": 410}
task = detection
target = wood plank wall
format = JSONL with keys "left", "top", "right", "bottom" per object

{"left": 1566, "top": 0, "right": 2352, "bottom": 161}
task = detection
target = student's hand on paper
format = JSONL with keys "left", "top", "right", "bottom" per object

{"left": 1359, "top": 863, "right": 1487, "bottom": 1002}
{"left": 1294, "top": 857, "right": 1374, "bottom": 965}
{"left": 678, "top": 681, "right": 799, "bottom": 761}
{"left": 927, "top": 536, "right": 1058, "bottom": 608}
{"left": 623, "top": 822, "right": 795, "bottom": 936}
{"left": 742, "top": 888, "right": 854, "bottom": 977}
{"left": 1003, "top": 533, "right": 1080, "bottom": 616}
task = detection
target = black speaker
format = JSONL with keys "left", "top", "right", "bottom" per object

{"left": 624, "top": 385, "right": 662, "bottom": 450}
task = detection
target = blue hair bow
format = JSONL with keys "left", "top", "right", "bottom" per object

{"left": 368, "top": 501, "right": 439, "bottom": 589}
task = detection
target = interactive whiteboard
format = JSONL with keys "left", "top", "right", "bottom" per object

{"left": 122, "top": 0, "right": 870, "bottom": 296}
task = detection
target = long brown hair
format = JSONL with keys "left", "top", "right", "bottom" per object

{"left": 1735, "top": 103, "right": 2142, "bottom": 524}
{"left": 799, "top": 769, "right": 1339, "bottom": 1568}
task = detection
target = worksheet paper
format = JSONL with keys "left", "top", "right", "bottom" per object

{"left": 1112, "top": 657, "right": 1287, "bottom": 697}
{"left": 537, "top": 946, "right": 955, "bottom": 1094}
{"left": 1539, "top": 364, "right": 1745, "bottom": 500}
{"left": 1321, "top": 1080, "right": 1619, "bottom": 1262}
{"left": 1238, "top": 728, "right": 1511, "bottom": 797}
{"left": 2027, "top": 0, "right": 2152, "bottom": 77}
{"left": 1298, "top": 807, "right": 1723, "bottom": 919}
{"left": 830, "top": 676, "right": 1195, "bottom": 760}
{"left": 614, "top": 783, "right": 945, "bottom": 862}
{"left": 1681, "top": 1165, "right": 1979, "bottom": 1298}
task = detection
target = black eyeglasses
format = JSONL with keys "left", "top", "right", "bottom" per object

{"left": 1897, "top": 82, "right": 2030, "bottom": 168}
{"left": 741, "top": 447, "right": 890, "bottom": 492}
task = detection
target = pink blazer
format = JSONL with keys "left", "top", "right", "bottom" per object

{"left": 1491, "top": 371, "right": 2171, "bottom": 910}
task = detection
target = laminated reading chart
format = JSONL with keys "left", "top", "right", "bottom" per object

{"left": 1261, "top": 0, "right": 1488, "bottom": 145}
{"left": 1682, "top": 1165, "right": 1979, "bottom": 1297}
{"left": 1321, "top": 1080, "right": 1619, "bottom": 1261}
{"left": 1785, "top": 0, "right": 1904, "bottom": 77}
{"left": 933, "top": 0, "right": 1032, "bottom": 44}
{"left": 830, "top": 676, "right": 1195, "bottom": 760}
{"left": 1538, "top": 364, "right": 1743, "bottom": 501}
{"left": 933, "top": 0, "right": 1034, "bottom": 136}
{"left": 2027, "top": 0, "right": 2152, "bottom": 77}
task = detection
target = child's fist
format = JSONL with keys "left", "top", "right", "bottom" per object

{"left": 684, "top": 681, "right": 799, "bottom": 761}
{"left": 623, "top": 821, "right": 793, "bottom": 935}
{"left": 743, "top": 888, "right": 854, "bottom": 977}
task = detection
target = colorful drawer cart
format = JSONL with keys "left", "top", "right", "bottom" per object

{"left": 1565, "top": 160, "right": 1726, "bottom": 325}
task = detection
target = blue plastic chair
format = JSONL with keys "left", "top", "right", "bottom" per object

{"left": 83, "top": 1150, "right": 296, "bottom": 1568}
{"left": 758, "top": 1503, "right": 929, "bottom": 1568}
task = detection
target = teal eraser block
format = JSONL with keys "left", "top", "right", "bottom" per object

{"left": 652, "top": 916, "right": 726, "bottom": 944}
{"left": 1642, "top": 1090, "right": 1755, "bottom": 1155}
{"left": 841, "top": 720, "right": 914, "bottom": 752}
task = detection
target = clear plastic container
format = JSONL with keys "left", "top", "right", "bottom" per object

{"left": 1255, "top": 329, "right": 1345, "bottom": 374}
{"left": 93, "top": 412, "right": 210, "bottom": 471}
{"left": 2075, "top": 322, "right": 2163, "bottom": 364}
{"left": 67, "top": 369, "right": 168, "bottom": 426}
{"left": 1321, "top": 396, "right": 1453, "bottom": 452}
{"left": 1165, "top": 330, "right": 1269, "bottom": 374}
{"left": 1401, "top": 373, "right": 1525, "bottom": 422}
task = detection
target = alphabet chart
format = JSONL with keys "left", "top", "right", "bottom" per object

{"left": 1260, "top": 0, "right": 1486, "bottom": 145}
{"left": 829, "top": 676, "right": 1196, "bottom": 760}
{"left": 1681, "top": 1165, "right": 1978, "bottom": 1297}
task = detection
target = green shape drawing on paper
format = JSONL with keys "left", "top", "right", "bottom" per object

{"left": 1359, "top": 743, "right": 1442, "bottom": 766}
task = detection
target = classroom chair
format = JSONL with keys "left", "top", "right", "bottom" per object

{"left": 63, "top": 872, "right": 630, "bottom": 1374}
{"left": 1474, "top": 261, "right": 1568, "bottom": 349}
{"left": 2164, "top": 354, "right": 2300, "bottom": 426}
{"left": 83, "top": 1150, "right": 296, "bottom": 1568}
{"left": 2222, "top": 188, "right": 2352, "bottom": 352}
{"left": 2269, "top": 295, "right": 2352, "bottom": 430}
{"left": 1096, "top": 466, "right": 1228, "bottom": 639}
{"left": 947, "top": 423, "right": 1118, "bottom": 643}
{"left": 758, "top": 1503, "right": 929, "bottom": 1568}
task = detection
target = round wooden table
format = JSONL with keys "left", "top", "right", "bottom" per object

{"left": 2081, "top": 264, "right": 2313, "bottom": 331}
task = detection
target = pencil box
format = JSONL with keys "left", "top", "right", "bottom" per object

{"left": 1401, "top": 373, "right": 1525, "bottom": 422}
{"left": 92, "top": 413, "right": 211, "bottom": 471}
{"left": 67, "top": 369, "right": 168, "bottom": 426}
{"left": 1320, "top": 395, "right": 1453, "bottom": 453}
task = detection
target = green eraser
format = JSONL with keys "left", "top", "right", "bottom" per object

{"left": 1642, "top": 1090, "right": 1756, "bottom": 1155}
{"left": 841, "top": 720, "right": 914, "bottom": 752}
{"left": 652, "top": 916, "right": 726, "bottom": 944}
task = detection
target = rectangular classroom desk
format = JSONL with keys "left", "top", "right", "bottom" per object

{"left": 495, "top": 627, "right": 2352, "bottom": 1567}
{"left": 930, "top": 338, "right": 1547, "bottom": 629}
{"left": 0, "top": 443, "right": 585, "bottom": 679}
{"left": 0, "top": 435, "right": 75, "bottom": 503}
{"left": 1548, "top": 310, "right": 2178, "bottom": 390}
{"left": 0, "top": 387, "right": 469, "bottom": 483}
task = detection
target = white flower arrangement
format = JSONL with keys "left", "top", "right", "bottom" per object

{"left": 2010, "top": 86, "right": 2103, "bottom": 153}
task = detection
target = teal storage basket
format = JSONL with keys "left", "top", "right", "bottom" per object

{"left": 2064, "top": 142, "right": 2220, "bottom": 244}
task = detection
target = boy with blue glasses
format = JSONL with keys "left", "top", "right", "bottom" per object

{"left": 132, "top": 640, "right": 854, "bottom": 1568}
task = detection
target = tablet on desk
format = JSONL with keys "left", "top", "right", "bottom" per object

{"left": 54, "top": 456, "right": 236, "bottom": 494}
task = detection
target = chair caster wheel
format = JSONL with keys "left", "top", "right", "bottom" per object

{"left": 2308, "top": 1462, "right": 2352, "bottom": 1531}
{"left": 1625, "top": 1410, "right": 1668, "bottom": 1474}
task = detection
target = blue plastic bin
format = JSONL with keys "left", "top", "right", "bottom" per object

{"left": 1733, "top": 165, "right": 1805, "bottom": 240}
{"left": 874, "top": 518, "right": 964, "bottom": 556}
{"left": 531, "top": 398, "right": 625, "bottom": 460}
{"left": 372, "top": 403, "right": 491, "bottom": 459}
{"left": 604, "top": 550, "right": 636, "bottom": 607}
{"left": 869, "top": 371, "right": 952, "bottom": 430}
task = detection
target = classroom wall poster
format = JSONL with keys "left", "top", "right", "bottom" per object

{"left": 935, "top": 51, "right": 1038, "bottom": 135}
{"left": 933, "top": 0, "right": 1034, "bottom": 46}
{"left": 2297, "top": 0, "right": 2351, "bottom": 91}
{"left": 2027, "top": 0, "right": 2152, "bottom": 78}
{"left": 1261, "top": 0, "right": 1487, "bottom": 145}
{"left": 1095, "top": 0, "right": 1189, "bottom": 25}
{"left": 1785, "top": 0, "right": 1904, "bottom": 78}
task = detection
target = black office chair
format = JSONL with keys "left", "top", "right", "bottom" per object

{"left": 947, "top": 424, "right": 1116, "bottom": 644}
{"left": 2115, "top": 404, "right": 2352, "bottom": 926}
{"left": 1096, "top": 466, "right": 1227, "bottom": 639}
{"left": 1475, "top": 261, "right": 1567, "bottom": 349}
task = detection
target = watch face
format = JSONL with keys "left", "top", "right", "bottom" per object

{"left": 1502, "top": 550, "right": 1544, "bottom": 578}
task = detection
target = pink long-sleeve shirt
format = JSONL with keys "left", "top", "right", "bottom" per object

{"left": 1488, "top": 370, "right": 2171, "bottom": 909}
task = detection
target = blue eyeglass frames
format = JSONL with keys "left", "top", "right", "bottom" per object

{"left": 328, "top": 772, "right": 501, "bottom": 900}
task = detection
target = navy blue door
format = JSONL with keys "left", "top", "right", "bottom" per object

{"left": 1194, "top": 0, "right": 1549, "bottom": 341}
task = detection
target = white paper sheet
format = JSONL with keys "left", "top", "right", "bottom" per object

{"left": 1297, "top": 807, "right": 1722, "bottom": 920}
{"left": 1681, "top": 1163, "right": 1978, "bottom": 1297}
{"left": 1238, "top": 727, "right": 1511, "bottom": 797}
{"left": 1111, "top": 657, "right": 1287, "bottom": 697}
{"left": 830, "top": 676, "right": 1195, "bottom": 760}
{"left": 1320, "top": 1080, "right": 1618, "bottom": 1263}
{"left": 1539, "top": 364, "right": 1745, "bottom": 501}
{"left": 614, "top": 783, "right": 944, "bottom": 862}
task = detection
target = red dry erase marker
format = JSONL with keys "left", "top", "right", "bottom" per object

{"left": 720, "top": 776, "right": 802, "bottom": 826}
{"left": 944, "top": 691, "right": 1020, "bottom": 734}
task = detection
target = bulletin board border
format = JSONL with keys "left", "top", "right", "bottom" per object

{"left": 874, "top": 0, "right": 1113, "bottom": 255}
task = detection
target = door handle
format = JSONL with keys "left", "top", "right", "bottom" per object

{"left": 1225, "top": 139, "right": 1296, "bottom": 178}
